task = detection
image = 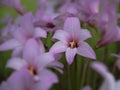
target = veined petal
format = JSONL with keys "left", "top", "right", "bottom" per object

{"left": 79, "top": 29, "right": 92, "bottom": 41}
{"left": 50, "top": 41, "right": 67, "bottom": 54}
{"left": 6, "top": 58, "right": 27, "bottom": 70}
{"left": 34, "top": 27, "right": 47, "bottom": 38}
{"left": 64, "top": 17, "right": 81, "bottom": 39}
{"left": 0, "top": 39, "right": 21, "bottom": 51}
{"left": 23, "top": 39, "right": 39, "bottom": 62}
{"left": 52, "top": 30, "right": 70, "bottom": 44}
{"left": 77, "top": 42, "right": 96, "bottom": 59}
{"left": 66, "top": 48, "right": 77, "bottom": 64}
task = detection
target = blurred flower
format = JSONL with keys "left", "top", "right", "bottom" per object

{"left": 95, "top": 1, "right": 120, "bottom": 47}
{"left": 0, "top": 12, "right": 47, "bottom": 57}
{"left": 6, "top": 39, "right": 58, "bottom": 89}
{"left": 50, "top": 17, "right": 96, "bottom": 64}
{"left": 91, "top": 62, "right": 120, "bottom": 90}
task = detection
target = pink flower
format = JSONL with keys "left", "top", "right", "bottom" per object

{"left": 0, "top": 12, "right": 47, "bottom": 57}
{"left": 96, "top": 25, "right": 120, "bottom": 48}
{"left": 50, "top": 17, "right": 96, "bottom": 64}
{"left": 0, "top": 68, "right": 58, "bottom": 90}
{"left": 5, "top": 39, "right": 58, "bottom": 89}
{"left": 91, "top": 62, "right": 120, "bottom": 90}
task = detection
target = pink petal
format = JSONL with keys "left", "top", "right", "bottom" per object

{"left": 52, "top": 30, "right": 70, "bottom": 44}
{"left": 2, "top": 0, "right": 24, "bottom": 15}
{"left": 99, "top": 73, "right": 115, "bottom": 90}
{"left": 0, "top": 39, "right": 21, "bottom": 51}
{"left": 6, "top": 58, "right": 27, "bottom": 70}
{"left": 77, "top": 42, "right": 96, "bottom": 59}
{"left": 12, "top": 46, "right": 23, "bottom": 57}
{"left": 17, "top": 12, "right": 34, "bottom": 36}
{"left": 12, "top": 27, "right": 27, "bottom": 42}
{"left": 50, "top": 41, "right": 67, "bottom": 54}
{"left": 91, "top": 62, "right": 108, "bottom": 76}
{"left": 34, "top": 27, "right": 47, "bottom": 38}
{"left": 37, "top": 53, "right": 55, "bottom": 69}
{"left": 35, "top": 69, "right": 58, "bottom": 90}
{"left": 66, "top": 48, "right": 77, "bottom": 64}
{"left": 79, "top": 29, "right": 92, "bottom": 41}
{"left": 64, "top": 17, "right": 81, "bottom": 39}
{"left": 23, "top": 39, "right": 40, "bottom": 62}
{"left": 115, "top": 81, "right": 120, "bottom": 90}
{"left": 7, "top": 69, "right": 35, "bottom": 90}
{"left": 0, "top": 81, "right": 9, "bottom": 90}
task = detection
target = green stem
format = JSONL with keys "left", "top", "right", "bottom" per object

{"left": 67, "top": 64, "right": 72, "bottom": 90}
{"left": 80, "top": 59, "right": 89, "bottom": 88}
{"left": 103, "top": 46, "right": 108, "bottom": 64}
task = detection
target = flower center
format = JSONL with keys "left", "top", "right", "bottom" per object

{"left": 46, "top": 22, "right": 55, "bottom": 28}
{"left": 69, "top": 40, "right": 78, "bottom": 48}
{"left": 28, "top": 66, "right": 37, "bottom": 76}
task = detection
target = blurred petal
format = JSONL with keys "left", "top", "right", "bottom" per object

{"left": 91, "top": 62, "right": 108, "bottom": 76}
{"left": 23, "top": 39, "right": 39, "bottom": 61}
{"left": 0, "top": 39, "right": 21, "bottom": 51}
{"left": 77, "top": 42, "right": 96, "bottom": 59}
{"left": 17, "top": 12, "right": 34, "bottom": 35}
{"left": 6, "top": 58, "right": 27, "bottom": 70}
{"left": 79, "top": 29, "right": 92, "bottom": 41}
{"left": 115, "top": 80, "right": 120, "bottom": 90}
{"left": 66, "top": 48, "right": 77, "bottom": 64}
{"left": 64, "top": 17, "right": 81, "bottom": 39}
{"left": 37, "top": 53, "right": 55, "bottom": 69}
{"left": 99, "top": 73, "right": 115, "bottom": 90}
{"left": 12, "top": 46, "right": 23, "bottom": 57}
{"left": 91, "top": 62, "right": 115, "bottom": 90}
{"left": 7, "top": 69, "right": 35, "bottom": 90}
{"left": 35, "top": 69, "right": 58, "bottom": 90}
{"left": 52, "top": 30, "right": 70, "bottom": 44}
{"left": 50, "top": 41, "right": 67, "bottom": 54}
{"left": 2, "top": 0, "right": 24, "bottom": 15}
{"left": 34, "top": 27, "right": 47, "bottom": 38}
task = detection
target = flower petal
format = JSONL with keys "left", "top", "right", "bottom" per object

{"left": 52, "top": 30, "right": 70, "bottom": 44}
{"left": 34, "top": 27, "right": 47, "bottom": 38}
{"left": 7, "top": 69, "right": 35, "bottom": 90}
{"left": 6, "top": 58, "right": 27, "bottom": 70}
{"left": 35, "top": 69, "right": 58, "bottom": 90}
{"left": 23, "top": 39, "right": 40, "bottom": 62}
{"left": 37, "top": 53, "right": 55, "bottom": 69}
{"left": 12, "top": 46, "right": 23, "bottom": 57}
{"left": 77, "top": 42, "right": 96, "bottom": 59}
{"left": 0, "top": 39, "right": 21, "bottom": 51}
{"left": 66, "top": 48, "right": 77, "bottom": 64}
{"left": 79, "top": 29, "right": 92, "bottom": 41}
{"left": 91, "top": 62, "right": 115, "bottom": 90}
{"left": 64, "top": 17, "right": 81, "bottom": 39}
{"left": 50, "top": 41, "right": 67, "bottom": 54}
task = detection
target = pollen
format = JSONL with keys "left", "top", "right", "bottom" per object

{"left": 69, "top": 40, "right": 78, "bottom": 48}
{"left": 29, "top": 66, "right": 37, "bottom": 75}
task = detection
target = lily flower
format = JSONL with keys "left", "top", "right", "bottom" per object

{"left": 50, "top": 17, "right": 96, "bottom": 64}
